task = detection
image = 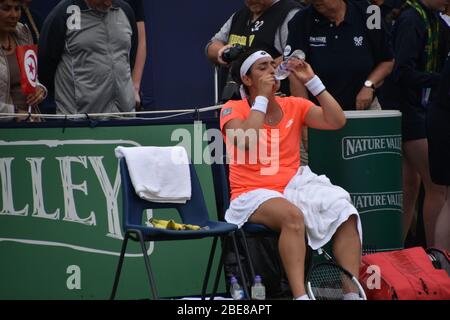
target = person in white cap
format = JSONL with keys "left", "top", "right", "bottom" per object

{"left": 220, "top": 48, "right": 362, "bottom": 300}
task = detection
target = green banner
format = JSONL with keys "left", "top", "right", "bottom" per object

{"left": 309, "top": 111, "right": 403, "bottom": 251}
{"left": 0, "top": 122, "right": 223, "bottom": 299}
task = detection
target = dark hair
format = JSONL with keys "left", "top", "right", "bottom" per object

{"left": 0, "top": 0, "right": 25, "bottom": 4}
{"left": 230, "top": 47, "right": 270, "bottom": 89}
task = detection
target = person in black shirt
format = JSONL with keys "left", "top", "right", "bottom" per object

{"left": 124, "top": 0, "right": 147, "bottom": 109}
{"left": 392, "top": 0, "right": 448, "bottom": 248}
{"left": 286, "top": 0, "right": 395, "bottom": 111}
{"left": 426, "top": 51, "right": 450, "bottom": 250}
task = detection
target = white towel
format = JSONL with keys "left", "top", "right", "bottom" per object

{"left": 115, "top": 146, "right": 191, "bottom": 204}
{"left": 283, "top": 166, "right": 362, "bottom": 250}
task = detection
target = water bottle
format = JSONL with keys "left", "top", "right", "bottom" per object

{"left": 251, "top": 275, "right": 266, "bottom": 300}
{"left": 230, "top": 276, "right": 244, "bottom": 300}
{"left": 274, "top": 60, "right": 290, "bottom": 80}
{"left": 275, "top": 49, "right": 306, "bottom": 80}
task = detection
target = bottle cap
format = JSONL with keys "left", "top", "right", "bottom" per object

{"left": 289, "top": 49, "right": 306, "bottom": 61}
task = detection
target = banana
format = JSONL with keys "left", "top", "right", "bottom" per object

{"left": 167, "top": 220, "right": 183, "bottom": 230}
{"left": 184, "top": 224, "right": 201, "bottom": 231}
{"left": 150, "top": 218, "right": 170, "bottom": 229}
{"left": 149, "top": 218, "right": 202, "bottom": 230}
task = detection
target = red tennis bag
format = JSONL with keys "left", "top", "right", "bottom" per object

{"left": 359, "top": 247, "right": 450, "bottom": 300}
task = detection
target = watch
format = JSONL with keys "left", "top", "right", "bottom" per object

{"left": 364, "top": 80, "right": 375, "bottom": 90}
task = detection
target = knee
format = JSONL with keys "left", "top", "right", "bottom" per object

{"left": 281, "top": 207, "right": 305, "bottom": 234}
{"left": 339, "top": 215, "right": 360, "bottom": 236}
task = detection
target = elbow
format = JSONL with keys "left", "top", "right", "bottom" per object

{"left": 386, "top": 59, "right": 395, "bottom": 76}
{"left": 333, "top": 116, "right": 346, "bottom": 130}
{"left": 338, "top": 117, "right": 347, "bottom": 130}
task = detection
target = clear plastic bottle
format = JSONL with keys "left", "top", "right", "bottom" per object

{"left": 251, "top": 275, "right": 266, "bottom": 300}
{"left": 274, "top": 61, "right": 290, "bottom": 80}
{"left": 275, "top": 49, "right": 306, "bottom": 80}
{"left": 230, "top": 276, "right": 245, "bottom": 300}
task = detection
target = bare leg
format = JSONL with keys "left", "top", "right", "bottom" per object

{"left": 403, "top": 139, "right": 446, "bottom": 246}
{"left": 435, "top": 186, "right": 450, "bottom": 250}
{"left": 402, "top": 153, "right": 421, "bottom": 241}
{"left": 249, "top": 197, "right": 307, "bottom": 298}
{"left": 332, "top": 215, "right": 361, "bottom": 278}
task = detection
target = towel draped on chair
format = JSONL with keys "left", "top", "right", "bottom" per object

{"left": 115, "top": 146, "right": 191, "bottom": 203}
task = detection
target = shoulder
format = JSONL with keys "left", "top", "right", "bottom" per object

{"left": 115, "top": 0, "right": 136, "bottom": 21}
{"left": 232, "top": 6, "right": 251, "bottom": 21}
{"left": 288, "top": 5, "right": 313, "bottom": 27}
{"left": 222, "top": 99, "right": 249, "bottom": 113}
{"left": 278, "top": 96, "right": 314, "bottom": 110}
{"left": 220, "top": 99, "right": 250, "bottom": 130}
{"left": 14, "top": 23, "right": 33, "bottom": 45}
{"left": 396, "top": 6, "right": 423, "bottom": 25}
{"left": 44, "top": 0, "right": 73, "bottom": 24}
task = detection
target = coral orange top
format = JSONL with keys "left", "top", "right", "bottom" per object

{"left": 220, "top": 96, "right": 314, "bottom": 200}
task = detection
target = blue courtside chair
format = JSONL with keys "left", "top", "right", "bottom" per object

{"left": 110, "top": 158, "right": 249, "bottom": 300}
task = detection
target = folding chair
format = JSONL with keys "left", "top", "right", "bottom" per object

{"left": 110, "top": 158, "right": 249, "bottom": 300}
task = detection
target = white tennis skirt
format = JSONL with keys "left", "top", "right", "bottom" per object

{"left": 225, "top": 166, "right": 362, "bottom": 250}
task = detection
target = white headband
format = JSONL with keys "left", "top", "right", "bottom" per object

{"left": 239, "top": 50, "right": 271, "bottom": 80}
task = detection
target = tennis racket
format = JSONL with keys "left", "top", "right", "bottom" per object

{"left": 306, "top": 248, "right": 367, "bottom": 300}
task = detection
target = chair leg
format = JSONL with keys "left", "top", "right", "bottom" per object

{"left": 209, "top": 244, "right": 227, "bottom": 300}
{"left": 230, "top": 232, "right": 250, "bottom": 299}
{"left": 110, "top": 233, "right": 130, "bottom": 300}
{"left": 201, "top": 236, "right": 219, "bottom": 300}
{"left": 238, "top": 229, "right": 256, "bottom": 283}
{"left": 135, "top": 232, "right": 159, "bottom": 300}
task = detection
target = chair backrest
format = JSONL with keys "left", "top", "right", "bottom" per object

{"left": 119, "top": 158, "right": 210, "bottom": 230}
{"left": 210, "top": 155, "right": 231, "bottom": 220}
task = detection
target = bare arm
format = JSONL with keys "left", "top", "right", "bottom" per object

{"left": 132, "top": 21, "right": 147, "bottom": 108}
{"left": 223, "top": 74, "right": 276, "bottom": 150}
{"left": 304, "top": 92, "right": 346, "bottom": 130}
{"left": 289, "top": 74, "right": 308, "bottom": 98}
{"left": 368, "top": 60, "right": 395, "bottom": 88}
{"left": 288, "top": 63, "right": 310, "bottom": 150}
{"left": 288, "top": 59, "right": 346, "bottom": 130}
{"left": 356, "top": 59, "right": 394, "bottom": 110}
{"left": 207, "top": 40, "right": 231, "bottom": 65}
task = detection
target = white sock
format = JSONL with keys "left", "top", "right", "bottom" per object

{"left": 294, "top": 294, "right": 310, "bottom": 300}
{"left": 343, "top": 292, "right": 361, "bottom": 300}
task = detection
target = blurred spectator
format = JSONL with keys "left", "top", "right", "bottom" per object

{"left": 124, "top": 0, "right": 146, "bottom": 110}
{"left": 206, "top": 0, "right": 303, "bottom": 102}
{"left": 391, "top": 0, "right": 448, "bottom": 247}
{"left": 38, "top": 0, "right": 138, "bottom": 115}
{"left": 426, "top": 51, "right": 450, "bottom": 250}
{"left": 0, "top": 0, "right": 46, "bottom": 121}
{"left": 440, "top": 3, "right": 450, "bottom": 55}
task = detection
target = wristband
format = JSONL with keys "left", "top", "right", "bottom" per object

{"left": 251, "top": 96, "right": 269, "bottom": 114}
{"left": 305, "top": 75, "right": 326, "bottom": 97}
